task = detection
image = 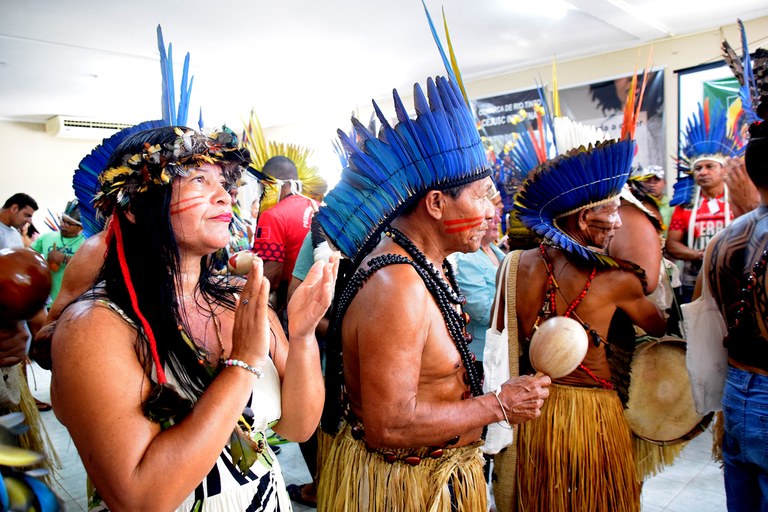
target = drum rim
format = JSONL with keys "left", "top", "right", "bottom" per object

{"left": 625, "top": 337, "right": 712, "bottom": 445}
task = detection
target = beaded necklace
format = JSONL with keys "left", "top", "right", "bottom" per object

{"left": 327, "top": 228, "right": 484, "bottom": 417}
{"left": 538, "top": 244, "right": 612, "bottom": 389}
{"left": 386, "top": 227, "right": 483, "bottom": 398}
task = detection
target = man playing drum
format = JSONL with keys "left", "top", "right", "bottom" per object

{"left": 492, "top": 90, "right": 667, "bottom": 511}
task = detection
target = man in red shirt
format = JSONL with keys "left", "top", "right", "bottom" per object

{"left": 667, "top": 157, "right": 732, "bottom": 303}
{"left": 252, "top": 156, "right": 318, "bottom": 314}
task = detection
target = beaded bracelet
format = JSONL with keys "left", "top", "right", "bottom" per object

{"left": 491, "top": 386, "right": 513, "bottom": 430}
{"left": 222, "top": 358, "right": 263, "bottom": 379}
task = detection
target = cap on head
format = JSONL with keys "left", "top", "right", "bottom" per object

{"left": 62, "top": 199, "right": 82, "bottom": 226}
{"left": 630, "top": 165, "right": 665, "bottom": 181}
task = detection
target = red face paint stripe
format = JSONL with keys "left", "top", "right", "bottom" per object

{"left": 443, "top": 216, "right": 484, "bottom": 226}
{"left": 445, "top": 220, "right": 484, "bottom": 234}
{"left": 171, "top": 200, "right": 205, "bottom": 215}
{"left": 170, "top": 195, "right": 205, "bottom": 209}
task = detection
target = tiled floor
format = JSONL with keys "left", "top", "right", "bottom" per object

{"left": 28, "top": 362, "right": 725, "bottom": 511}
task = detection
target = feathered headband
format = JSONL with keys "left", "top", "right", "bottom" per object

{"left": 241, "top": 110, "right": 328, "bottom": 216}
{"left": 512, "top": 66, "right": 646, "bottom": 267}
{"left": 93, "top": 127, "right": 249, "bottom": 215}
{"left": 316, "top": 75, "right": 490, "bottom": 263}
{"left": 62, "top": 199, "right": 82, "bottom": 226}
{"left": 678, "top": 98, "right": 744, "bottom": 174}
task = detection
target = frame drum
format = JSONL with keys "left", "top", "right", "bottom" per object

{"left": 624, "top": 337, "right": 713, "bottom": 445}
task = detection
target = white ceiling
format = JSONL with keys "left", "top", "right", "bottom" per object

{"left": 2, "top": 0, "right": 768, "bottom": 130}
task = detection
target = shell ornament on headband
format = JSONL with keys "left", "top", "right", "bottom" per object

{"left": 316, "top": 75, "right": 490, "bottom": 264}
{"left": 93, "top": 127, "right": 249, "bottom": 215}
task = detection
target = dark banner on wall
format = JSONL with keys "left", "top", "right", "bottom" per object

{"left": 474, "top": 88, "right": 542, "bottom": 137}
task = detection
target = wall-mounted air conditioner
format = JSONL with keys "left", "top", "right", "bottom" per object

{"left": 45, "top": 116, "right": 133, "bottom": 140}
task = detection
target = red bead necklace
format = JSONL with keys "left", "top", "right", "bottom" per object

{"left": 539, "top": 245, "right": 612, "bottom": 389}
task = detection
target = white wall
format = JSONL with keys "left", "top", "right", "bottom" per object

{"left": 2, "top": 15, "right": 766, "bottom": 226}
{"left": 0, "top": 121, "right": 100, "bottom": 233}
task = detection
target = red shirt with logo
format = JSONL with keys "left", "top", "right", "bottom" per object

{"left": 669, "top": 192, "right": 732, "bottom": 286}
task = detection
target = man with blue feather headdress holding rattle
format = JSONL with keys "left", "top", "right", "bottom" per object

{"left": 491, "top": 73, "right": 667, "bottom": 511}
{"left": 314, "top": 73, "right": 550, "bottom": 510}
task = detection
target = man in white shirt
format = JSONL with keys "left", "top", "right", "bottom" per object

{"left": 0, "top": 193, "right": 38, "bottom": 249}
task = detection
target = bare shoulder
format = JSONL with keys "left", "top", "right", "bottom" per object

{"left": 354, "top": 260, "right": 430, "bottom": 309}
{"left": 51, "top": 299, "right": 149, "bottom": 426}
{"left": 52, "top": 299, "right": 143, "bottom": 379}
{"left": 602, "top": 267, "right": 645, "bottom": 297}
{"left": 345, "top": 259, "right": 433, "bottom": 350}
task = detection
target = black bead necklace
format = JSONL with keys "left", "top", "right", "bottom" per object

{"left": 385, "top": 227, "right": 483, "bottom": 398}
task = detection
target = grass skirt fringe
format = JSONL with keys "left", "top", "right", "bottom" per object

{"left": 317, "top": 422, "right": 486, "bottom": 512}
{"left": 633, "top": 437, "right": 687, "bottom": 481}
{"left": 316, "top": 428, "right": 334, "bottom": 481}
{"left": 515, "top": 384, "right": 640, "bottom": 512}
{"left": 16, "top": 364, "right": 60, "bottom": 486}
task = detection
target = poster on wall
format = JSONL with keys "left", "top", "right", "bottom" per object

{"left": 557, "top": 69, "right": 665, "bottom": 170}
{"left": 472, "top": 88, "right": 543, "bottom": 212}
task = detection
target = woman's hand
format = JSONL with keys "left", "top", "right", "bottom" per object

{"left": 287, "top": 253, "right": 340, "bottom": 340}
{"left": 231, "top": 256, "right": 271, "bottom": 365}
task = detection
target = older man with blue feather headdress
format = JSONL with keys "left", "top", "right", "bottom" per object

{"left": 315, "top": 75, "right": 551, "bottom": 511}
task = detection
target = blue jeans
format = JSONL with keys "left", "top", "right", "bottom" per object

{"left": 722, "top": 366, "right": 768, "bottom": 512}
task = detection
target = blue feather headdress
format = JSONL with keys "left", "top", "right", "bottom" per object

{"left": 678, "top": 99, "right": 744, "bottom": 173}
{"left": 316, "top": 75, "right": 490, "bottom": 263}
{"left": 513, "top": 69, "right": 648, "bottom": 267}
{"left": 672, "top": 98, "right": 745, "bottom": 206}
{"left": 72, "top": 25, "right": 195, "bottom": 237}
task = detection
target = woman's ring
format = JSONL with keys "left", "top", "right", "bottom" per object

{"left": 242, "top": 298, "right": 249, "bottom": 306}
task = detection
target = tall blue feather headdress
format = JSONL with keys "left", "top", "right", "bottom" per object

{"left": 72, "top": 25, "right": 195, "bottom": 237}
{"left": 671, "top": 98, "right": 745, "bottom": 206}
{"left": 316, "top": 75, "right": 490, "bottom": 263}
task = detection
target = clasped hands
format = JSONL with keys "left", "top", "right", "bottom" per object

{"left": 232, "top": 254, "right": 339, "bottom": 364}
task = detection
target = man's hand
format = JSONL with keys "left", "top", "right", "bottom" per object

{"left": 47, "top": 244, "right": 65, "bottom": 271}
{"left": 724, "top": 157, "right": 759, "bottom": 217}
{"left": 498, "top": 373, "right": 551, "bottom": 424}
{"left": 0, "top": 322, "right": 29, "bottom": 367}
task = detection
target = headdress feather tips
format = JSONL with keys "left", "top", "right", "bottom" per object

{"left": 316, "top": 75, "right": 490, "bottom": 263}
{"left": 721, "top": 19, "right": 768, "bottom": 124}
{"left": 73, "top": 26, "right": 198, "bottom": 237}
{"left": 678, "top": 98, "right": 745, "bottom": 174}
{"left": 512, "top": 61, "right": 650, "bottom": 267}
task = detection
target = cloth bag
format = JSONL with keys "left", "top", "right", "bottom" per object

{"left": 681, "top": 241, "right": 728, "bottom": 416}
{"left": 481, "top": 251, "right": 520, "bottom": 455}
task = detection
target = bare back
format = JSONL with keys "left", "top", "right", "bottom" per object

{"left": 514, "top": 246, "right": 665, "bottom": 386}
